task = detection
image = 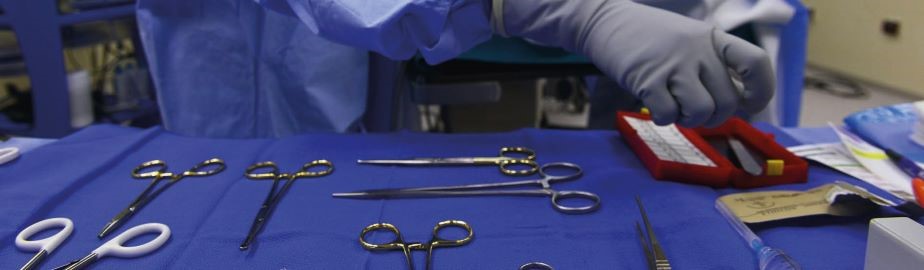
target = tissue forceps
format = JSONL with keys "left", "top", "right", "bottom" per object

{"left": 98, "top": 158, "right": 225, "bottom": 238}
{"left": 360, "top": 220, "right": 473, "bottom": 270}
{"left": 357, "top": 146, "right": 539, "bottom": 176}
{"left": 635, "top": 196, "right": 671, "bottom": 270}
{"left": 239, "top": 160, "right": 333, "bottom": 250}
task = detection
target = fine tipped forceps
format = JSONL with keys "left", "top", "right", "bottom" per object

{"left": 53, "top": 223, "right": 171, "bottom": 270}
{"left": 635, "top": 197, "right": 671, "bottom": 270}
{"left": 334, "top": 162, "right": 600, "bottom": 214}
{"left": 98, "top": 158, "right": 225, "bottom": 238}
{"left": 360, "top": 220, "right": 473, "bottom": 270}
{"left": 239, "top": 160, "right": 334, "bottom": 250}
{"left": 357, "top": 146, "right": 539, "bottom": 176}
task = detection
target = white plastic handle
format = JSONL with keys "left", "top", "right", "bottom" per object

{"left": 94, "top": 223, "right": 171, "bottom": 258}
{"left": 15, "top": 217, "right": 74, "bottom": 253}
{"left": 0, "top": 147, "right": 19, "bottom": 165}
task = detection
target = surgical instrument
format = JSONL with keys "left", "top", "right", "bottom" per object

{"left": 357, "top": 146, "right": 539, "bottom": 176}
{"left": 98, "top": 158, "right": 225, "bottom": 238}
{"left": 520, "top": 262, "right": 554, "bottom": 270}
{"left": 360, "top": 220, "right": 473, "bottom": 270}
{"left": 333, "top": 162, "right": 600, "bottom": 214}
{"left": 727, "top": 137, "right": 764, "bottom": 176}
{"left": 53, "top": 223, "right": 171, "bottom": 270}
{"left": 16, "top": 218, "right": 73, "bottom": 270}
{"left": 16, "top": 217, "right": 170, "bottom": 270}
{"left": 239, "top": 160, "right": 333, "bottom": 250}
{"left": 715, "top": 199, "right": 800, "bottom": 270}
{"left": 635, "top": 196, "right": 671, "bottom": 270}
{"left": 0, "top": 146, "right": 19, "bottom": 165}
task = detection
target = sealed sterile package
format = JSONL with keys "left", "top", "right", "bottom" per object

{"left": 717, "top": 182, "right": 892, "bottom": 223}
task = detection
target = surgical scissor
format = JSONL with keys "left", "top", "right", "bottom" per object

{"left": 98, "top": 158, "right": 225, "bottom": 238}
{"left": 0, "top": 146, "right": 19, "bottom": 165}
{"left": 360, "top": 220, "right": 473, "bottom": 270}
{"left": 520, "top": 262, "right": 554, "bottom": 270}
{"left": 16, "top": 217, "right": 170, "bottom": 270}
{"left": 239, "top": 160, "right": 334, "bottom": 250}
{"left": 357, "top": 146, "right": 539, "bottom": 176}
{"left": 333, "top": 162, "right": 600, "bottom": 214}
{"left": 635, "top": 196, "right": 671, "bottom": 270}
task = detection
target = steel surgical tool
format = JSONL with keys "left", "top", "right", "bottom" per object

{"left": 334, "top": 162, "right": 600, "bottom": 214}
{"left": 635, "top": 196, "right": 671, "bottom": 270}
{"left": 54, "top": 223, "right": 170, "bottom": 270}
{"left": 16, "top": 217, "right": 169, "bottom": 270}
{"left": 360, "top": 220, "right": 473, "bottom": 270}
{"left": 357, "top": 146, "right": 539, "bottom": 176}
{"left": 520, "top": 262, "right": 554, "bottom": 270}
{"left": 239, "top": 160, "right": 334, "bottom": 250}
{"left": 98, "top": 158, "right": 225, "bottom": 238}
{"left": 0, "top": 146, "right": 18, "bottom": 165}
{"left": 15, "top": 218, "right": 73, "bottom": 270}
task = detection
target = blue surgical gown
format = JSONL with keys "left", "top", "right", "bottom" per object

{"left": 137, "top": 0, "right": 492, "bottom": 138}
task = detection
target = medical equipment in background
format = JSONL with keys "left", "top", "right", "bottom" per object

{"left": 16, "top": 217, "right": 169, "bottom": 270}
{"left": 864, "top": 217, "right": 924, "bottom": 270}
{"left": 360, "top": 220, "right": 473, "bottom": 270}
{"left": 240, "top": 160, "right": 334, "bottom": 251}
{"left": 519, "top": 262, "right": 554, "bottom": 270}
{"left": 615, "top": 111, "right": 808, "bottom": 188}
{"left": 715, "top": 199, "right": 800, "bottom": 270}
{"left": 98, "top": 158, "right": 225, "bottom": 238}
{"left": 0, "top": 1, "right": 158, "bottom": 137}
{"left": 635, "top": 197, "right": 671, "bottom": 270}
{"left": 334, "top": 162, "right": 600, "bottom": 214}
{"left": 67, "top": 70, "right": 93, "bottom": 128}
{"left": 358, "top": 147, "right": 539, "bottom": 176}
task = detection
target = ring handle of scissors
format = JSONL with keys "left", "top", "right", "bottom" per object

{"left": 538, "top": 162, "right": 584, "bottom": 182}
{"left": 430, "top": 220, "right": 473, "bottom": 248}
{"left": 498, "top": 159, "right": 539, "bottom": 176}
{"left": 294, "top": 160, "right": 334, "bottom": 177}
{"left": 520, "top": 262, "right": 554, "bottom": 270}
{"left": 245, "top": 161, "right": 281, "bottom": 180}
{"left": 16, "top": 218, "right": 73, "bottom": 253}
{"left": 94, "top": 223, "right": 170, "bottom": 258}
{"left": 0, "top": 147, "right": 20, "bottom": 164}
{"left": 550, "top": 190, "right": 601, "bottom": 214}
{"left": 359, "top": 223, "right": 406, "bottom": 250}
{"left": 499, "top": 147, "right": 536, "bottom": 160}
{"left": 132, "top": 160, "right": 168, "bottom": 179}
{"left": 180, "top": 158, "right": 226, "bottom": 177}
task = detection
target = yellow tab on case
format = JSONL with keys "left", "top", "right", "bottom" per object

{"left": 767, "top": 159, "right": 784, "bottom": 176}
{"left": 640, "top": 107, "right": 650, "bottom": 115}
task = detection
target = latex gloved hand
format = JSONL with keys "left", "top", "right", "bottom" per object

{"left": 494, "top": 0, "right": 775, "bottom": 127}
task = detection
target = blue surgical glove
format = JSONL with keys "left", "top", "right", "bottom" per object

{"left": 495, "top": 0, "right": 775, "bottom": 127}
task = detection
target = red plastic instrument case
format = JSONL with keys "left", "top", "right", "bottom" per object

{"left": 614, "top": 111, "right": 808, "bottom": 188}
